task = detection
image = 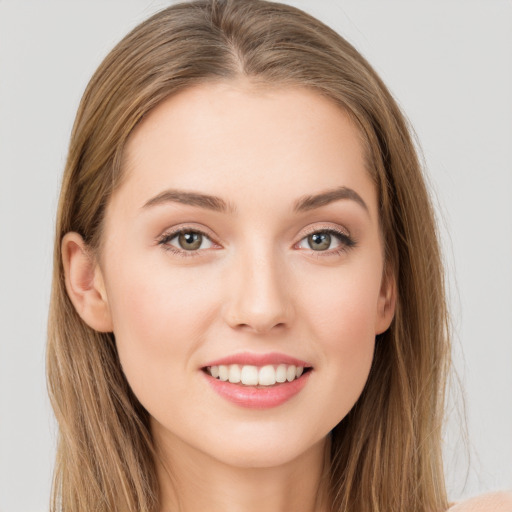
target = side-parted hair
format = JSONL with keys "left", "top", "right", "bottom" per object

{"left": 47, "top": 1, "right": 450, "bottom": 510}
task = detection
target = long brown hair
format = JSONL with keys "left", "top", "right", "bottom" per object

{"left": 47, "top": 1, "right": 451, "bottom": 510}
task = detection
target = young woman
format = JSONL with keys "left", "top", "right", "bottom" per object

{"left": 46, "top": 1, "right": 511, "bottom": 511}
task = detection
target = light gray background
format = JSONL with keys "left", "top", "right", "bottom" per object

{"left": 0, "top": 1, "right": 511, "bottom": 511}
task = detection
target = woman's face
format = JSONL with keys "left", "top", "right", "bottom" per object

{"left": 96, "top": 81, "right": 394, "bottom": 468}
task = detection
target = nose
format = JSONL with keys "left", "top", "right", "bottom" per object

{"left": 223, "top": 247, "right": 293, "bottom": 334}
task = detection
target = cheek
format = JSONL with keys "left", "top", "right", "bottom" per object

{"left": 303, "top": 255, "right": 382, "bottom": 346}
{"left": 104, "top": 260, "right": 218, "bottom": 400}
{"left": 299, "top": 258, "right": 383, "bottom": 418}
{"left": 311, "top": 282, "right": 377, "bottom": 372}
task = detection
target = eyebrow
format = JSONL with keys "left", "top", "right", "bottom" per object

{"left": 142, "top": 186, "right": 368, "bottom": 215}
{"left": 142, "top": 189, "right": 236, "bottom": 213}
{"left": 293, "top": 186, "right": 369, "bottom": 214}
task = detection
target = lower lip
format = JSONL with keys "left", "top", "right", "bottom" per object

{"left": 202, "top": 370, "right": 312, "bottom": 409}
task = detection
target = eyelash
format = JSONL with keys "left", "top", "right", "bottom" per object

{"left": 156, "top": 226, "right": 356, "bottom": 258}
{"left": 298, "top": 227, "right": 356, "bottom": 257}
{"left": 157, "top": 228, "right": 216, "bottom": 258}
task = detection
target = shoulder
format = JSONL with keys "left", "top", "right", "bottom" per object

{"left": 448, "top": 491, "right": 512, "bottom": 511}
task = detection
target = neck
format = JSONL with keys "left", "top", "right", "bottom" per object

{"left": 154, "top": 429, "right": 331, "bottom": 512}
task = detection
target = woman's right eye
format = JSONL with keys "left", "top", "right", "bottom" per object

{"left": 158, "top": 229, "right": 214, "bottom": 254}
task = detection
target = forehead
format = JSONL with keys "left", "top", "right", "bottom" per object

{"left": 114, "top": 81, "right": 377, "bottom": 219}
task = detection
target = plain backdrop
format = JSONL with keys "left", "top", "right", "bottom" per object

{"left": 0, "top": 1, "right": 511, "bottom": 511}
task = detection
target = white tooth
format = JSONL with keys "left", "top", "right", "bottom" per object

{"left": 258, "top": 365, "right": 276, "bottom": 386}
{"left": 286, "top": 365, "right": 297, "bottom": 382}
{"left": 276, "top": 364, "right": 287, "bottom": 383}
{"left": 240, "top": 365, "right": 259, "bottom": 385}
{"left": 296, "top": 366, "right": 304, "bottom": 378}
{"left": 219, "top": 365, "right": 229, "bottom": 381}
{"left": 210, "top": 366, "right": 219, "bottom": 378}
{"left": 228, "top": 364, "right": 241, "bottom": 383}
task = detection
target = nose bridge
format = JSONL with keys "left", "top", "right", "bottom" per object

{"left": 224, "top": 241, "right": 292, "bottom": 333}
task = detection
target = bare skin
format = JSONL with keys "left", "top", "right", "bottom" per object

{"left": 449, "top": 492, "right": 512, "bottom": 511}
{"left": 154, "top": 434, "right": 331, "bottom": 512}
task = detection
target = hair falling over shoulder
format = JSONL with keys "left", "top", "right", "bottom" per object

{"left": 47, "top": 1, "right": 451, "bottom": 510}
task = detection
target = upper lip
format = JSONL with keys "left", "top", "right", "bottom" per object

{"left": 202, "top": 351, "right": 313, "bottom": 368}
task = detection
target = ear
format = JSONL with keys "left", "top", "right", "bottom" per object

{"left": 61, "top": 232, "right": 113, "bottom": 332}
{"left": 375, "top": 263, "right": 396, "bottom": 335}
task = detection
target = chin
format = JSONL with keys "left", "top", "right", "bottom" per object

{"left": 200, "top": 430, "right": 327, "bottom": 470}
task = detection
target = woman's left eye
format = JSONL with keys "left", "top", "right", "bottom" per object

{"left": 159, "top": 229, "right": 214, "bottom": 253}
{"left": 296, "top": 229, "right": 355, "bottom": 253}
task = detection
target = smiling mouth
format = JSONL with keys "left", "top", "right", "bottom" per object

{"left": 203, "top": 364, "right": 312, "bottom": 387}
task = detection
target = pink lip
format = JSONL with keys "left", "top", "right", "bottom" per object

{"left": 202, "top": 351, "right": 312, "bottom": 369}
{"left": 202, "top": 369, "right": 312, "bottom": 409}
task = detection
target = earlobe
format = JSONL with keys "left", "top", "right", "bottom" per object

{"left": 375, "top": 265, "right": 397, "bottom": 335}
{"left": 61, "top": 232, "right": 113, "bottom": 332}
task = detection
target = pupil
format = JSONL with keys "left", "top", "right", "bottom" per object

{"left": 179, "top": 232, "right": 202, "bottom": 250}
{"left": 309, "top": 233, "right": 331, "bottom": 251}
